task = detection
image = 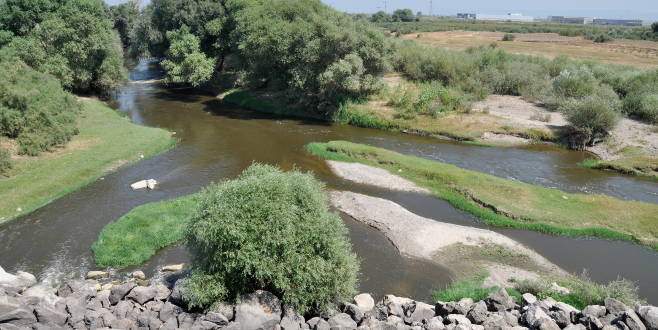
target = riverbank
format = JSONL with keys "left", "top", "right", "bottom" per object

{"left": 0, "top": 99, "right": 176, "bottom": 224}
{"left": 0, "top": 267, "right": 653, "bottom": 329}
{"left": 307, "top": 141, "right": 658, "bottom": 250}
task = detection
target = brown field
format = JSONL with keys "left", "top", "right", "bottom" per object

{"left": 403, "top": 31, "right": 658, "bottom": 68}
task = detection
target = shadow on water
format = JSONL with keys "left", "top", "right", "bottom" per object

{"left": 1, "top": 60, "right": 657, "bottom": 303}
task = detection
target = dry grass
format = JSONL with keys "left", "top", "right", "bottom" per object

{"left": 403, "top": 31, "right": 658, "bottom": 68}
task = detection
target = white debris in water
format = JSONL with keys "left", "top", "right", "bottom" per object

{"left": 16, "top": 207, "right": 22, "bottom": 212}
{"left": 131, "top": 179, "right": 158, "bottom": 190}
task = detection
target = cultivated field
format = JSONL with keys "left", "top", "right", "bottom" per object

{"left": 403, "top": 31, "right": 658, "bottom": 68}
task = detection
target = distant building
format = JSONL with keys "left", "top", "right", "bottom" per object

{"left": 592, "top": 18, "right": 643, "bottom": 26}
{"left": 548, "top": 16, "right": 593, "bottom": 25}
{"left": 475, "top": 13, "right": 534, "bottom": 22}
{"left": 457, "top": 13, "right": 476, "bottom": 20}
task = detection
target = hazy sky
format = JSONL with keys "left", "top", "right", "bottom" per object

{"left": 105, "top": 0, "right": 658, "bottom": 21}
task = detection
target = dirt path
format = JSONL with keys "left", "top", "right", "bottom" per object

{"left": 472, "top": 95, "right": 658, "bottom": 161}
{"left": 327, "top": 160, "right": 429, "bottom": 193}
{"left": 331, "top": 191, "right": 563, "bottom": 286}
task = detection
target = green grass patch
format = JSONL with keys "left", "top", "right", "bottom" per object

{"left": 307, "top": 141, "right": 658, "bottom": 250}
{"left": 92, "top": 194, "right": 198, "bottom": 268}
{"left": 580, "top": 157, "right": 658, "bottom": 180}
{"left": 0, "top": 100, "right": 176, "bottom": 224}
{"left": 433, "top": 272, "right": 498, "bottom": 302}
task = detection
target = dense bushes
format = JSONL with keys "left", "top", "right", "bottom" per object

{"left": 0, "top": 56, "right": 80, "bottom": 156}
{"left": 563, "top": 97, "right": 619, "bottom": 149}
{"left": 0, "top": 0, "right": 126, "bottom": 94}
{"left": 388, "top": 82, "right": 471, "bottom": 118}
{"left": 184, "top": 164, "right": 359, "bottom": 313}
{"left": 0, "top": 148, "right": 11, "bottom": 175}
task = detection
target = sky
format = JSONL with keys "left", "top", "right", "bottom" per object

{"left": 105, "top": 0, "right": 658, "bottom": 22}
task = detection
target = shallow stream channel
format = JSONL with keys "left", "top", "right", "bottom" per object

{"left": 1, "top": 61, "right": 657, "bottom": 303}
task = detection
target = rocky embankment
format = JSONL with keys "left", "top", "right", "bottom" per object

{"left": 2, "top": 267, "right": 658, "bottom": 330}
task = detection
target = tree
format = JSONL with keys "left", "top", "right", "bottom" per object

{"left": 370, "top": 10, "right": 390, "bottom": 23}
{"left": 652, "top": 22, "right": 658, "bottom": 34}
{"left": 392, "top": 8, "right": 415, "bottom": 22}
{"left": 0, "top": 0, "right": 126, "bottom": 94}
{"left": 160, "top": 26, "right": 214, "bottom": 87}
{"left": 110, "top": 0, "right": 141, "bottom": 49}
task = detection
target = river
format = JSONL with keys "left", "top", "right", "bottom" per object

{"left": 1, "top": 61, "right": 657, "bottom": 303}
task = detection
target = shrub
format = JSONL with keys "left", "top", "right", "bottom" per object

{"left": 564, "top": 97, "right": 619, "bottom": 148}
{"left": 0, "top": 56, "right": 80, "bottom": 156}
{"left": 513, "top": 273, "right": 642, "bottom": 309}
{"left": 552, "top": 66, "right": 598, "bottom": 98}
{"left": 501, "top": 33, "right": 515, "bottom": 41}
{"left": 0, "top": 147, "right": 11, "bottom": 176}
{"left": 623, "top": 93, "right": 658, "bottom": 124}
{"left": 184, "top": 164, "right": 359, "bottom": 313}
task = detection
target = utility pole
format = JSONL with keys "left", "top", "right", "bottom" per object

{"left": 429, "top": 0, "right": 433, "bottom": 17}
{"left": 383, "top": 0, "right": 387, "bottom": 13}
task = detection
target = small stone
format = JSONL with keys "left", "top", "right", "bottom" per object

{"left": 161, "top": 264, "right": 185, "bottom": 272}
{"left": 86, "top": 270, "right": 108, "bottom": 280}
{"left": 447, "top": 314, "right": 472, "bottom": 325}
{"left": 426, "top": 316, "right": 446, "bottom": 330}
{"left": 564, "top": 325, "right": 587, "bottom": 330}
{"left": 131, "top": 270, "right": 146, "bottom": 280}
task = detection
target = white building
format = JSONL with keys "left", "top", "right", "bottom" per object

{"left": 475, "top": 13, "right": 534, "bottom": 22}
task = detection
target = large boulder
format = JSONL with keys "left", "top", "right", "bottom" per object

{"left": 234, "top": 290, "right": 282, "bottom": 330}
{"left": 405, "top": 301, "right": 436, "bottom": 324}
{"left": 605, "top": 299, "right": 630, "bottom": 316}
{"left": 0, "top": 306, "right": 37, "bottom": 327}
{"left": 328, "top": 313, "right": 357, "bottom": 329}
{"left": 485, "top": 289, "right": 516, "bottom": 312}
{"left": 34, "top": 302, "right": 68, "bottom": 326}
{"left": 109, "top": 282, "right": 136, "bottom": 305}
{"left": 127, "top": 285, "right": 157, "bottom": 305}
{"left": 468, "top": 301, "right": 489, "bottom": 325}
{"left": 637, "top": 306, "right": 658, "bottom": 330}
{"left": 354, "top": 293, "right": 375, "bottom": 313}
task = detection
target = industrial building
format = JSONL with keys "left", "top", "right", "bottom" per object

{"left": 548, "top": 16, "right": 593, "bottom": 24}
{"left": 456, "top": 13, "right": 534, "bottom": 22}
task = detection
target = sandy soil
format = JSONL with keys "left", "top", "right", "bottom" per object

{"left": 327, "top": 160, "right": 430, "bottom": 193}
{"left": 473, "top": 95, "right": 658, "bottom": 161}
{"left": 405, "top": 31, "right": 658, "bottom": 68}
{"left": 331, "top": 190, "right": 563, "bottom": 284}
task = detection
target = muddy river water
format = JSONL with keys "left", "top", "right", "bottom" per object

{"left": 1, "top": 62, "right": 657, "bottom": 303}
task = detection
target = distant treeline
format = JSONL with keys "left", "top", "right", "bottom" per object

{"left": 375, "top": 18, "right": 658, "bottom": 42}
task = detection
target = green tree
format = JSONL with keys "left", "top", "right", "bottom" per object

{"left": 185, "top": 164, "right": 359, "bottom": 313}
{"left": 1, "top": 0, "right": 126, "bottom": 94}
{"left": 160, "top": 26, "right": 214, "bottom": 86}
{"left": 109, "top": 0, "right": 141, "bottom": 49}
{"left": 370, "top": 10, "right": 390, "bottom": 23}
{"left": 652, "top": 22, "right": 658, "bottom": 34}
{"left": 392, "top": 8, "right": 415, "bottom": 22}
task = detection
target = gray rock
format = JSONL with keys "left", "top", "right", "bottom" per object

{"left": 501, "top": 311, "right": 520, "bottom": 326}
{"left": 144, "top": 300, "right": 164, "bottom": 312}
{"left": 84, "top": 309, "right": 105, "bottom": 328}
{"left": 383, "top": 295, "right": 413, "bottom": 318}
{"left": 636, "top": 306, "right": 658, "bottom": 330}
{"left": 354, "top": 294, "right": 375, "bottom": 313}
{"left": 522, "top": 294, "right": 538, "bottom": 306}
{"left": 127, "top": 285, "right": 157, "bottom": 305}
{"left": 549, "top": 308, "right": 572, "bottom": 328}
{"left": 155, "top": 283, "right": 171, "bottom": 301}
{"left": 65, "top": 297, "right": 86, "bottom": 324}
{"left": 0, "top": 306, "right": 37, "bottom": 326}
{"left": 109, "top": 282, "right": 136, "bottom": 305}
{"left": 447, "top": 314, "right": 472, "bottom": 325}
{"left": 178, "top": 311, "right": 197, "bottom": 328}
{"left": 481, "top": 313, "right": 507, "bottom": 330}
{"left": 204, "top": 311, "right": 229, "bottom": 326}
{"left": 406, "top": 302, "right": 436, "bottom": 324}
{"left": 168, "top": 279, "right": 188, "bottom": 307}
{"left": 234, "top": 290, "right": 282, "bottom": 330}
{"left": 34, "top": 303, "right": 68, "bottom": 326}
{"left": 159, "top": 301, "right": 182, "bottom": 322}
{"left": 578, "top": 315, "right": 604, "bottom": 330}
{"left": 436, "top": 301, "right": 456, "bottom": 317}
{"left": 564, "top": 325, "right": 588, "bottom": 330}
{"left": 192, "top": 319, "right": 221, "bottom": 330}
{"left": 307, "top": 317, "right": 329, "bottom": 330}
{"left": 620, "top": 310, "right": 647, "bottom": 330}
{"left": 605, "top": 299, "right": 630, "bottom": 316}
{"left": 468, "top": 301, "right": 489, "bottom": 324}
{"left": 280, "top": 308, "right": 305, "bottom": 330}
{"left": 113, "top": 300, "right": 134, "bottom": 319}
{"left": 110, "top": 318, "right": 137, "bottom": 329}
{"left": 345, "top": 303, "right": 364, "bottom": 323}
{"left": 535, "top": 318, "right": 561, "bottom": 330}
{"left": 455, "top": 298, "right": 475, "bottom": 315}
{"left": 328, "top": 313, "right": 357, "bottom": 329}
{"left": 211, "top": 302, "right": 235, "bottom": 321}
{"left": 162, "top": 316, "right": 178, "bottom": 329}
{"left": 426, "top": 316, "right": 446, "bottom": 330}
{"left": 583, "top": 306, "right": 607, "bottom": 318}
{"left": 522, "top": 305, "right": 551, "bottom": 327}
{"left": 486, "top": 289, "right": 516, "bottom": 312}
